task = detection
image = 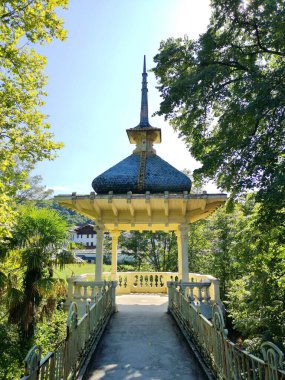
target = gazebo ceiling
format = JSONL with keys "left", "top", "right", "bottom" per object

{"left": 55, "top": 191, "right": 227, "bottom": 232}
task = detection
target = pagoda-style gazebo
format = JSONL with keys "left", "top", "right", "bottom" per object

{"left": 55, "top": 57, "right": 226, "bottom": 288}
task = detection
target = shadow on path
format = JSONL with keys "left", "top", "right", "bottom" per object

{"left": 83, "top": 294, "right": 207, "bottom": 380}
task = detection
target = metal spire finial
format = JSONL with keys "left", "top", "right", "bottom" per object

{"left": 140, "top": 55, "right": 149, "bottom": 126}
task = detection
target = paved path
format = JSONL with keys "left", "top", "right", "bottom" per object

{"left": 83, "top": 294, "right": 207, "bottom": 380}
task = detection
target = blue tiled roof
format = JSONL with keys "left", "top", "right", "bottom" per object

{"left": 92, "top": 154, "right": 191, "bottom": 194}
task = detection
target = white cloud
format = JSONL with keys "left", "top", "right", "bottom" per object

{"left": 47, "top": 185, "right": 73, "bottom": 192}
{"left": 48, "top": 184, "right": 93, "bottom": 195}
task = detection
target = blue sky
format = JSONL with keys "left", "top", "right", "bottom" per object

{"left": 34, "top": 0, "right": 215, "bottom": 194}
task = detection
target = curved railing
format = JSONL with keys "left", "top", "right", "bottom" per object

{"left": 21, "top": 281, "right": 117, "bottom": 380}
{"left": 168, "top": 282, "right": 285, "bottom": 380}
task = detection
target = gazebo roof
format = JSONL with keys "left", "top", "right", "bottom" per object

{"left": 55, "top": 56, "right": 227, "bottom": 228}
{"left": 92, "top": 56, "right": 191, "bottom": 195}
{"left": 92, "top": 154, "right": 192, "bottom": 195}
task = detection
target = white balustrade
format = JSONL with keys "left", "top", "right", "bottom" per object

{"left": 66, "top": 272, "right": 221, "bottom": 306}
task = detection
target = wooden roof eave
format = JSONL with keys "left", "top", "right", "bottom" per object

{"left": 55, "top": 192, "right": 227, "bottom": 230}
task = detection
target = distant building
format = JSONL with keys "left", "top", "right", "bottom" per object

{"left": 73, "top": 249, "right": 97, "bottom": 263}
{"left": 70, "top": 224, "right": 133, "bottom": 264}
{"left": 70, "top": 224, "right": 97, "bottom": 249}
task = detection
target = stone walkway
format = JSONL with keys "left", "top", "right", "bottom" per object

{"left": 83, "top": 294, "right": 207, "bottom": 380}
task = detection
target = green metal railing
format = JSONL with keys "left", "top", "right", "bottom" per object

{"left": 21, "top": 281, "right": 117, "bottom": 380}
{"left": 168, "top": 282, "right": 285, "bottom": 380}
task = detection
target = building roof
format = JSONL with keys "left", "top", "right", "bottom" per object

{"left": 92, "top": 56, "right": 191, "bottom": 195}
{"left": 92, "top": 154, "right": 191, "bottom": 194}
{"left": 73, "top": 224, "right": 96, "bottom": 234}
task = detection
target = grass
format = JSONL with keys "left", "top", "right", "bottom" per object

{"left": 53, "top": 263, "right": 112, "bottom": 281}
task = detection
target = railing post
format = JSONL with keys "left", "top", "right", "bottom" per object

{"left": 261, "top": 342, "right": 285, "bottom": 380}
{"left": 111, "top": 281, "right": 118, "bottom": 312}
{"left": 49, "top": 354, "right": 56, "bottom": 380}
{"left": 23, "top": 345, "right": 42, "bottom": 380}
{"left": 85, "top": 301, "right": 91, "bottom": 343}
{"left": 167, "top": 281, "right": 174, "bottom": 313}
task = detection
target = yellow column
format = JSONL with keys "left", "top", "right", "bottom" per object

{"left": 176, "top": 230, "right": 182, "bottom": 279}
{"left": 111, "top": 230, "right": 120, "bottom": 281}
{"left": 178, "top": 224, "right": 189, "bottom": 282}
{"left": 95, "top": 229, "right": 104, "bottom": 281}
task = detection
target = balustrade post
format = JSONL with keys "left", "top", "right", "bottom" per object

{"left": 110, "top": 230, "right": 120, "bottom": 281}
{"left": 211, "top": 278, "right": 221, "bottom": 304}
{"left": 95, "top": 228, "right": 104, "bottom": 281}
{"left": 66, "top": 277, "right": 74, "bottom": 306}
{"left": 74, "top": 283, "right": 81, "bottom": 300}
{"left": 189, "top": 285, "right": 195, "bottom": 302}
{"left": 197, "top": 285, "right": 203, "bottom": 303}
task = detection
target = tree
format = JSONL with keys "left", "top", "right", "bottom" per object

{"left": 206, "top": 206, "right": 244, "bottom": 299}
{"left": 119, "top": 232, "right": 149, "bottom": 271}
{"left": 226, "top": 199, "right": 285, "bottom": 347}
{"left": 15, "top": 174, "right": 93, "bottom": 225}
{"left": 188, "top": 197, "right": 285, "bottom": 349}
{"left": 119, "top": 231, "right": 177, "bottom": 272}
{"left": 0, "top": 1, "right": 68, "bottom": 238}
{"left": 188, "top": 204, "right": 246, "bottom": 298}
{"left": 0, "top": 205, "right": 71, "bottom": 378}
{"left": 16, "top": 174, "right": 54, "bottom": 203}
{"left": 188, "top": 220, "right": 212, "bottom": 273}
{"left": 6, "top": 206, "right": 68, "bottom": 339}
{"left": 153, "top": 0, "right": 285, "bottom": 227}
{"left": 37, "top": 199, "right": 94, "bottom": 226}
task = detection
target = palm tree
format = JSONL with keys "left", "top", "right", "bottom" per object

{"left": 6, "top": 206, "right": 71, "bottom": 340}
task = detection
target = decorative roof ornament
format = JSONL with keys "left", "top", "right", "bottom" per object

{"left": 126, "top": 56, "right": 161, "bottom": 148}
{"left": 92, "top": 56, "right": 192, "bottom": 195}
{"left": 139, "top": 55, "right": 150, "bottom": 127}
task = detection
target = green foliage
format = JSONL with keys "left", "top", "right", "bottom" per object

{"left": 6, "top": 206, "right": 69, "bottom": 338}
{"left": 0, "top": 307, "right": 23, "bottom": 380}
{"left": 14, "top": 174, "right": 91, "bottom": 226}
{"left": 188, "top": 220, "right": 212, "bottom": 273}
{"left": 53, "top": 263, "right": 112, "bottom": 280}
{"left": 188, "top": 204, "right": 248, "bottom": 298}
{"left": 35, "top": 308, "right": 67, "bottom": 357}
{"left": 0, "top": 2, "right": 70, "bottom": 371}
{"left": 153, "top": 0, "right": 285, "bottom": 227}
{"left": 0, "top": 1, "right": 68, "bottom": 238}
{"left": 16, "top": 174, "right": 54, "bottom": 203}
{"left": 0, "top": 205, "right": 72, "bottom": 377}
{"left": 12, "top": 206, "right": 68, "bottom": 247}
{"left": 36, "top": 199, "right": 93, "bottom": 226}
{"left": 225, "top": 206, "right": 285, "bottom": 346}
{"left": 0, "top": 335, "right": 22, "bottom": 379}
{"left": 191, "top": 197, "right": 285, "bottom": 348}
{"left": 153, "top": 2, "right": 285, "bottom": 347}
{"left": 119, "top": 231, "right": 177, "bottom": 272}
